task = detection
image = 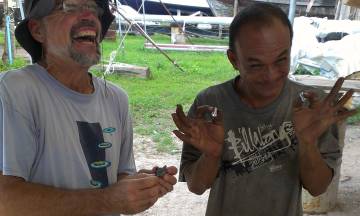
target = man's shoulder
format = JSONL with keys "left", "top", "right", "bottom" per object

{"left": 196, "top": 78, "right": 233, "bottom": 99}
{"left": 288, "top": 79, "right": 325, "bottom": 95}
{"left": 0, "top": 64, "right": 37, "bottom": 82}
{"left": 0, "top": 65, "right": 41, "bottom": 93}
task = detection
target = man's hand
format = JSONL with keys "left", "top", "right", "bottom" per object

{"left": 105, "top": 173, "right": 167, "bottom": 214}
{"left": 138, "top": 166, "right": 178, "bottom": 197}
{"left": 293, "top": 77, "right": 357, "bottom": 145}
{"left": 293, "top": 78, "right": 357, "bottom": 196}
{"left": 172, "top": 104, "right": 224, "bottom": 158}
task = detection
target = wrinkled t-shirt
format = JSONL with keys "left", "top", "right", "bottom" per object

{"left": 180, "top": 76, "right": 340, "bottom": 216}
{"left": 0, "top": 64, "right": 136, "bottom": 191}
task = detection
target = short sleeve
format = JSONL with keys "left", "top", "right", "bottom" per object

{"left": 313, "top": 88, "right": 342, "bottom": 178}
{"left": 0, "top": 95, "right": 37, "bottom": 181}
{"left": 117, "top": 95, "right": 136, "bottom": 175}
{"left": 318, "top": 123, "right": 342, "bottom": 178}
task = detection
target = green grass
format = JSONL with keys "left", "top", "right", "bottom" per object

{"left": 0, "top": 31, "right": 4, "bottom": 44}
{"left": 0, "top": 58, "right": 28, "bottom": 71}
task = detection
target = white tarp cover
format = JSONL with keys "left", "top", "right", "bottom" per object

{"left": 291, "top": 16, "right": 360, "bottom": 79}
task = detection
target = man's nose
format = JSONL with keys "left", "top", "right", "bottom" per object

{"left": 78, "top": 9, "right": 97, "bottom": 18}
{"left": 263, "top": 65, "right": 279, "bottom": 81}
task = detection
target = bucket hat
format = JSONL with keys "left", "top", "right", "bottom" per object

{"left": 15, "top": 0, "right": 115, "bottom": 63}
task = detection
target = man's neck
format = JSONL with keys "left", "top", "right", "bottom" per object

{"left": 39, "top": 58, "right": 94, "bottom": 94}
{"left": 235, "top": 77, "right": 284, "bottom": 109}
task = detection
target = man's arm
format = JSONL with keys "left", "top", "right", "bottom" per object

{"left": 182, "top": 153, "right": 221, "bottom": 195}
{"left": 172, "top": 105, "right": 224, "bottom": 195}
{"left": 298, "top": 140, "right": 333, "bottom": 196}
{"left": 0, "top": 172, "right": 162, "bottom": 216}
{"left": 293, "top": 78, "right": 356, "bottom": 197}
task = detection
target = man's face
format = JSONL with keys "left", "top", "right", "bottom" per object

{"left": 41, "top": 0, "right": 102, "bottom": 67}
{"left": 229, "top": 19, "right": 291, "bottom": 102}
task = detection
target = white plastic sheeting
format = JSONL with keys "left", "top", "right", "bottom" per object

{"left": 291, "top": 16, "right": 360, "bottom": 79}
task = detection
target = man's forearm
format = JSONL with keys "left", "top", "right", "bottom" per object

{"left": 299, "top": 140, "right": 333, "bottom": 197}
{"left": 185, "top": 154, "right": 221, "bottom": 195}
{"left": 0, "top": 175, "right": 110, "bottom": 216}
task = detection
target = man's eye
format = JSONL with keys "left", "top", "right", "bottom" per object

{"left": 250, "top": 65, "right": 263, "bottom": 69}
{"left": 65, "top": 4, "right": 78, "bottom": 11}
{"left": 276, "top": 58, "right": 287, "bottom": 64}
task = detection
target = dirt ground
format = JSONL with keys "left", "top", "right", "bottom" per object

{"left": 132, "top": 125, "right": 360, "bottom": 216}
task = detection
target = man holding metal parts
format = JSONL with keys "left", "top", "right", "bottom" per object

{"left": 172, "top": 3, "right": 356, "bottom": 216}
{"left": 0, "top": 0, "right": 177, "bottom": 215}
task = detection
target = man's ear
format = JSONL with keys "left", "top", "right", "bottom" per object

{"left": 227, "top": 49, "right": 239, "bottom": 70}
{"left": 27, "top": 19, "right": 45, "bottom": 43}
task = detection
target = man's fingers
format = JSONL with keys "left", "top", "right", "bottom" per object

{"left": 335, "top": 109, "right": 358, "bottom": 122}
{"left": 131, "top": 175, "right": 160, "bottom": 189}
{"left": 303, "top": 91, "right": 321, "bottom": 108}
{"left": 172, "top": 113, "right": 192, "bottom": 135}
{"left": 165, "top": 166, "right": 178, "bottom": 176}
{"left": 335, "top": 90, "right": 354, "bottom": 109}
{"left": 325, "top": 77, "right": 344, "bottom": 105}
{"left": 195, "top": 106, "right": 223, "bottom": 124}
{"left": 158, "top": 186, "right": 168, "bottom": 197}
{"left": 161, "top": 174, "right": 177, "bottom": 186}
{"left": 138, "top": 169, "right": 154, "bottom": 175}
{"left": 294, "top": 91, "right": 321, "bottom": 109}
{"left": 212, "top": 109, "right": 224, "bottom": 124}
{"left": 176, "top": 104, "right": 192, "bottom": 128}
{"left": 124, "top": 173, "right": 151, "bottom": 180}
{"left": 173, "top": 130, "right": 192, "bottom": 144}
{"left": 195, "top": 105, "right": 214, "bottom": 118}
{"left": 158, "top": 177, "right": 175, "bottom": 192}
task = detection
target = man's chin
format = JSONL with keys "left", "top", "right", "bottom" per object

{"left": 259, "top": 89, "right": 282, "bottom": 100}
{"left": 70, "top": 51, "right": 100, "bottom": 67}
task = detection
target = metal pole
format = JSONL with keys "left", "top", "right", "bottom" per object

{"left": 116, "top": 0, "right": 124, "bottom": 50}
{"left": 142, "top": 0, "right": 147, "bottom": 34}
{"left": 17, "top": 0, "right": 24, "bottom": 20}
{"left": 5, "top": 15, "right": 13, "bottom": 64}
{"left": 288, "top": 0, "right": 296, "bottom": 24}
{"left": 335, "top": 0, "right": 343, "bottom": 20}
{"left": 233, "top": 0, "right": 238, "bottom": 17}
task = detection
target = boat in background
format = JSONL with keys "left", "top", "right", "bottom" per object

{"left": 207, "top": 0, "right": 234, "bottom": 17}
{"left": 119, "top": 0, "right": 214, "bottom": 16}
{"left": 207, "top": 0, "right": 337, "bottom": 18}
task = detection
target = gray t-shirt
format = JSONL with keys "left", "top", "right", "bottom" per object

{"left": 180, "top": 76, "right": 340, "bottom": 216}
{"left": 0, "top": 64, "right": 136, "bottom": 190}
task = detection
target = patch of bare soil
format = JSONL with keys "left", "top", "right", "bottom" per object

{"left": 132, "top": 125, "right": 360, "bottom": 216}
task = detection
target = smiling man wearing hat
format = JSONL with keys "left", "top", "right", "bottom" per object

{"left": 0, "top": 0, "right": 177, "bottom": 215}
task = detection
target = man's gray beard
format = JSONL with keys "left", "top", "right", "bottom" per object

{"left": 69, "top": 45, "right": 101, "bottom": 67}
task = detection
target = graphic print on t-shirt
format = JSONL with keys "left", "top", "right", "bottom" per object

{"left": 225, "top": 121, "right": 297, "bottom": 175}
{"left": 77, "top": 121, "right": 115, "bottom": 188}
